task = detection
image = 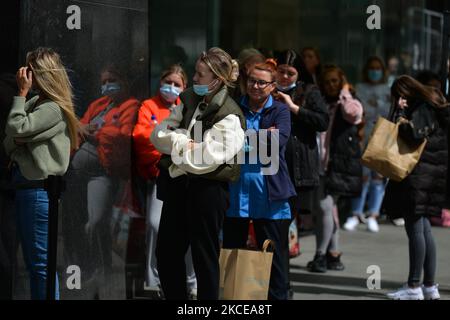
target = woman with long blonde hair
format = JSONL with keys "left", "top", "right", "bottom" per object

{"left": 23, "top": 47, "right": 81, "bottom": 151}
{"left": 3, "top": 47, "right": 80, "bottom": 299}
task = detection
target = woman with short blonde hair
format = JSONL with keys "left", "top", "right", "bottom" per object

{"left": 151, "top": 47, "right": 246, "bottom": 300}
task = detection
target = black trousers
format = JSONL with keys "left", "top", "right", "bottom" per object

{"left": 156, "top": 176, "right": 227, "bottom": 300}
{"left": 223, "top": 217, "right": 290, "bottom": 300}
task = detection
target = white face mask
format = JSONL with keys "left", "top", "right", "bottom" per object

{"left": 276, "top": 82, "right": 297, "bottom": 92}
{"left": 101, "top": 82, "right": 121, "bottom": 97}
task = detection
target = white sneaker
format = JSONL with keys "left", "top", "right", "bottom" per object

{"left": 367, "top": 217, "right": 380, "bottom": 233}
{"left": 392, "top": 218, "right": 405, "bottom": 227}
{"left": 422, "top": 284, "right": 440, "bottom": 300}
{"left": 387, "top": 284, "right": 424, "bottom": 300}
{"left": 343, "top": 216, "right": 359, "bottom": 231}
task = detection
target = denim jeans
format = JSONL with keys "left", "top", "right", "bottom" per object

{"left": 13, "top": 167, "right": 59, "bottom": 300}
{"left": 351, "top": 167, "right": 386, "bottom": 217}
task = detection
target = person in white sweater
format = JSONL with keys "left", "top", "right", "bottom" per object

{"left": 150, "top": 47, "right": 245, "bottom": 300}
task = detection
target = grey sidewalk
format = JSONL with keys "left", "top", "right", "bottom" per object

{"left": 290, "top": 223, "right": 450, "bottom": 300}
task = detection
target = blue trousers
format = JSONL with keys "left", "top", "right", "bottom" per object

{"left": 13, "top": 168, "right": 59, "bottom": 300}
{"left": 351, "top": 168, "right": 386, "bottom": 217}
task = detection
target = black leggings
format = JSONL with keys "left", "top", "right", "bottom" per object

{"left": 404, "top": 216, "right": 437, "bottom": 287}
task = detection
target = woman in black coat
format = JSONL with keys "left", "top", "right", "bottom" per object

{"left": 384, "top": 75, "right": 449, "bottom": 300}
{"left": 272, "top": 50, "right": 329, "bottom": 297}
{"left": 307, "top": 65, "right": 364, "bottom": 273}
{"left": 274, "top": 50, "right": 329, "bottom": 215}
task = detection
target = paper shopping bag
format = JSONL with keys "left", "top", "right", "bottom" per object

{"left": 219, "top": 240, "right": 274, "bottom": 300}
{"left": 361, "top": 117, "right": 426, "bottom": 182}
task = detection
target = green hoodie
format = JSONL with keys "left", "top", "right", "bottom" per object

{"left": 3, "top": 96, "right": 71, "bottom": 180}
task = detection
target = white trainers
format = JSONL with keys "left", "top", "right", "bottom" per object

{"left": 387, "top": 284, "right": 424, "bottom": 300}
{"left": 367, "top": 217, "right": 380, "bottom": 233}
{"left": 422, "top": 284, "right": 440, "bottom": 300}
{"left": 343, "top": 216, "right": 360, "bottom": 231}
{"left": 392, "top": 218, "right": 405, "bottom": 227}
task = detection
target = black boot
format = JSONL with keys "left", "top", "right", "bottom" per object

{"left": 307, "top": 252, "right": 327, "bottom": 273}
{"left": 326, "top": 252, "right": 345, "bottom": 271}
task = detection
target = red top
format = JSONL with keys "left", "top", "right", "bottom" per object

{"left": 80, "top": 96, "right": 140, "bottom": 178}
{"left": 132, "top": 94, "right": 181, "bottom": 180}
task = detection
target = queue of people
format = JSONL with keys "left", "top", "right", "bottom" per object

{"left": 0, "top": 45, "right": 448, "bottom": 301}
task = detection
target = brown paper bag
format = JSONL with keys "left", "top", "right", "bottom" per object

{"left": 219, "top": 240, "right": 274, "bottom": 300}
{"left": 361, "top": 117, "right": 427, "bottom": 182}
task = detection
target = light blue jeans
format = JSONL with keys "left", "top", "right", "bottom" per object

{"left": 351, "top": 167, "right": 386, "bottom": 217}
{"left": 13, "top": 167, "right": 59, "bottom": 300}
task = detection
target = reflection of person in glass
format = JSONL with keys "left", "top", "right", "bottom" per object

{"left": 68, "top": 65, "right": 140, "bottom": 292}
{"left": 4, "top": 48, "right": 81, "bottom": 300}
{"left": 151, "top": 48, "right": 246, "bottom": 300}
{"left": 133, "top": 65, "right": 197, "bottom": 298}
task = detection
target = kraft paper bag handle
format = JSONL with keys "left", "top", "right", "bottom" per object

{"left": 262, "top": 240, "right": 275, "bottom": 252}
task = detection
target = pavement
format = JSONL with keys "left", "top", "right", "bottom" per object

{"left": 290, "top": 221, "right": 450, "bottom": 300}
{"left": 11, "top": 216, "right": 449, "bottom": 300}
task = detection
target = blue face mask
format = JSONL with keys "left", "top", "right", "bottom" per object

{"left": 160, "top": 84, "right": 182, "bottom": 103}
{"left": 193, "top": 79, "right": 219, "bottom": 97}
{"left": 101, "top": 82, "right": 121, "bottom": 97}
{"left": 276, "top": 82, "right": 297, "bottom": 92}
{"left": 368, "top": 70, "right": 383, "bottom": 83}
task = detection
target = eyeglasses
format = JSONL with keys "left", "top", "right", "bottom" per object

{"left": 247, "top": 78, "right": 274, "bottom": 89}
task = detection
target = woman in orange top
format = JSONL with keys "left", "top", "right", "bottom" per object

{"left": 73, "top": 65, "right": 140, "bottom": 180}
{"left": 133, "top": 65, "right": 186, "bottom": 180}
{"left": 133, "top": 65, "right": 197, "bottom": 298}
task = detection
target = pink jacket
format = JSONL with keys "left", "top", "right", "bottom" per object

{"left": 320, "top": 89, "right": 363, "bottom": 170}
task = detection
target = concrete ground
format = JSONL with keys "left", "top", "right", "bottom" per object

{"left": 290, "top": 222, "right": 450, "bottom": 300}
